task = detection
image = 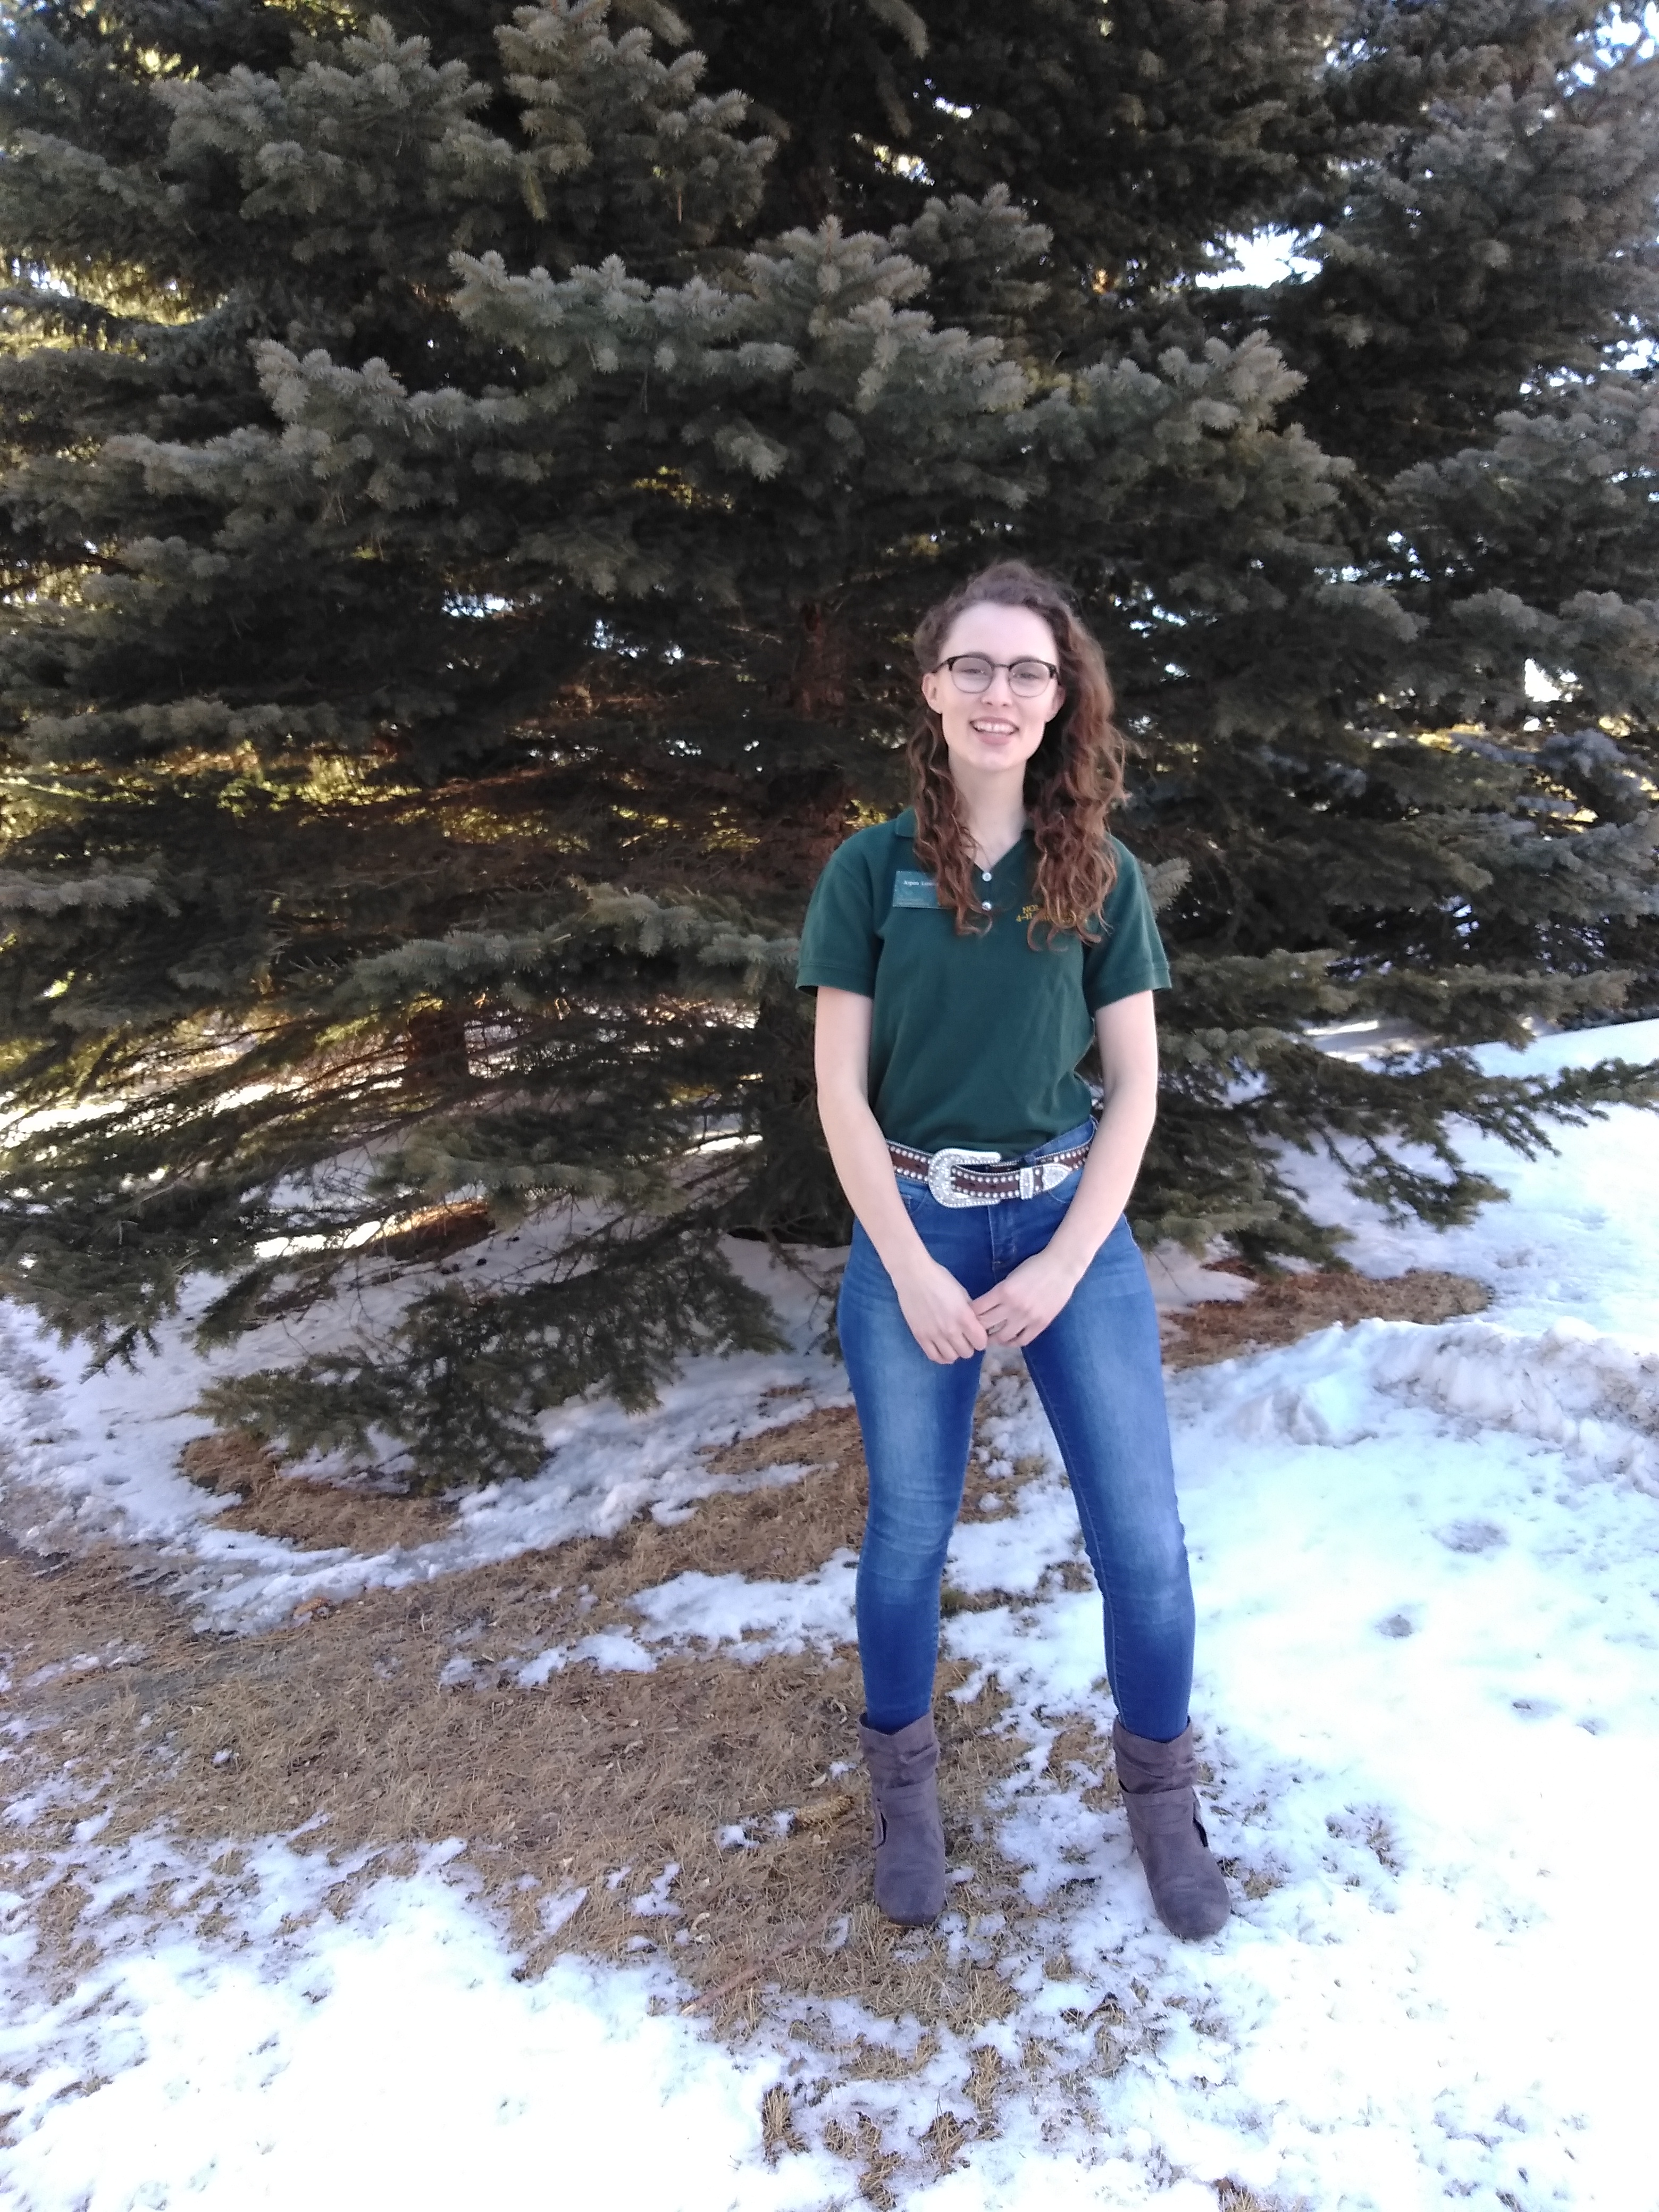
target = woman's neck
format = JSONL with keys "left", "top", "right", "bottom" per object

{"left": 951, "top": 770, "right": 1028, "bottom": 870}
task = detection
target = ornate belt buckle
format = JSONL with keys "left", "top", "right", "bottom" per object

{"left": 926, "top": 1146, "right": 1002, "bottom": 1208}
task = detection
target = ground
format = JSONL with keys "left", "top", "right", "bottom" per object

{"left": 2, "top": 1022, "right": 1657, "bottom": 2211}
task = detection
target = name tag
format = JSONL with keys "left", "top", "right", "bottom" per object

{"left": 891, "top": 870, "right": 940, "bottom": 910}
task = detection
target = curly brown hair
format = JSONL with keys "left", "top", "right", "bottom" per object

{"left": 908, "top": 561, "right": 1127, "bottom": 940}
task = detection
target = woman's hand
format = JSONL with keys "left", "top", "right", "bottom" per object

{"left": 892, "top": 1253, "right": 991, "bottom": 1364}
{"left": 970, "top": 1248, "right": 1084, "bottom": 1349}
{"left": 967, "top": 994, "right": 1159, "bottom": 1348}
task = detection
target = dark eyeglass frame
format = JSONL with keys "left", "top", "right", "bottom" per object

{"left": 933, "top": 653, "right": 1061, "bottom": 697}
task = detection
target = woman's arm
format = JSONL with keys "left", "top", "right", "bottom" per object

{"left": 970, "top": 990, "right": 1160, "bottom": 1348}
{"left": 814, "top": 986, "right": 990, "bottom": 1364}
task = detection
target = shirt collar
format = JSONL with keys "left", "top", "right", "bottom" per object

{"left": 893, "top": 807, "right": 1032, "bottom": 861}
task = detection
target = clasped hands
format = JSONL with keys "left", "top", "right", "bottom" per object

{"left": 893, "top": 1247, "right": 1084, "bottom": 1365}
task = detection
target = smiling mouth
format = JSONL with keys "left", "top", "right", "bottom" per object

{"left": 969, "top": 719, "right": 1019, "bottom": 736}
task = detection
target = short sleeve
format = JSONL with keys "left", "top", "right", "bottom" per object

{"left": 1080, "top": 843, "right": 1172, "bottom": 1011}
{"left": 796, "top": 836, "right": 882, "bottom": 995}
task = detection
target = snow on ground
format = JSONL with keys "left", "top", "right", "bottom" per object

{"left": 0, "top": 1236, "right": 853, "bottom": 1633}
{"left": 1284, "top": 1018, "right": 1659, "bottom": 1347}
{"left": 0, "top": 1838, "right": 845, "bottom": 2212}
{"left": 3, "top": 1020, "right": 1658, "bottom": 2209}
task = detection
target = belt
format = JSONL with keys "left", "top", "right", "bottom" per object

{"left": 887, "top": 1136, "right": 1091, "bottom": 1209}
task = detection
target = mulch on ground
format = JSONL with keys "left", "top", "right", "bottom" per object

{"left": 1, "top": 1503, "right": 1031, "bottom": 2038}
{"left": 1159, "top": 1265, "right": 1490, "bottom": 1365}
{"left": 0, "top": 1263, "right": 1488, "bottom": 2181}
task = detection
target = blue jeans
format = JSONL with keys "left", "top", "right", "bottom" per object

{"left": 837, "top": 1122, "right": 1195, "bottom": 1741}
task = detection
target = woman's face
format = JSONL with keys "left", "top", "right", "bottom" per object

{"left": 919, "top": 601, "right": 1065, "bottom": 783}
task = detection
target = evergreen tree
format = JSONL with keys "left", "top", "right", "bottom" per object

{"left": 2, "top": 0, "right": 1654, "bottom": 1485}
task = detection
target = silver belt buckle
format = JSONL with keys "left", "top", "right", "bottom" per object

{"left": 926, "top": 1146, "right": 1002, "bottom": 1208}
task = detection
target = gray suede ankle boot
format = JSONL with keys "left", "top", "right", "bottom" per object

{"left": 1112, "top": 1719, "right": 1231, "bottom": 1940}
{"left": 858, "top": 1712, "right": 947, "bottom": 1926}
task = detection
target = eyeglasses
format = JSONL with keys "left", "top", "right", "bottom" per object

{"left": 934, "top": 653, "right": 1059, "bottom": 699}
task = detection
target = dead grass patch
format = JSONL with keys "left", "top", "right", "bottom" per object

{"left": 965, "top": 2040, "right": 1004, "bottom": 2122}
{"left": 176, "top": 1401, "right": 867, "bottom": 1575}
{"left": 1161, "top": 1267, "right": 1489, "bottom": 1367}
{"left": 179, "top": 1432, "right": 457, "bottom": 1553}
{"left": 361, "top": 1200, "right": 495, "bottom": 1263}
{"left": 921, "top": 2108, "right": 970, "bottom": 2175}
{"left": 700, "top": 1398, "right": 860, "bottom": 1480}
{"left": 1044, "top": 1717, "right": 1121, "bottom": 1813}
{"left": 818, "top": 2113, "right": 904, "bottom": 2209}
{"left": 841, "top": 2029, "right": 940, "bottom": 2080}
{"left": 3, "top": 1272, "right": 1490, "bottom": 2167}
{"left": 760, "top": 2082, "right": 806, "bottom": 2161}
{"left": 1, "top": 1499, "right": 1037, "bottom": 2041}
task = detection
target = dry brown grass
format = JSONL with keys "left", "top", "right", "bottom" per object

{"left": 180, "top": 1431, "right": 458, "bottom": 1553}
{"left": 1, "top": 1268, "right": 1487, "bottom": 2181}
{"left": 920, "top": 2108, "right": 969, "bottom": 2175}
{"left": 182, "top": 1390, "right": 1032, "bottom": 1605}
{"left": 1044, "top": 1715, "right": 1121, "bottom": 1812}
{"left": 759, "top": 2081, "right": 807, "bottom": 2161}
{"left": 361, "top": 1199, "right": 495, "bottom": 1263}
{"left": 1161, "top": 1267, "right": 1489, "bottom": 1367}
{"left": 1, "top": 1435, "right": 1034, "bottom": 2041}
{"left": 701, "top": 1395, "right": 859, "bottom": 1479}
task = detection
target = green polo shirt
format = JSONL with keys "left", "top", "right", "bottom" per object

{"left": 796, "top": 809, "right": 1170, "bottom": 1158}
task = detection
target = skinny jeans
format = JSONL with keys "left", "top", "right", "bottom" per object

{"left": 837, "top": 1121, "right": 1195, "bottom": 1741}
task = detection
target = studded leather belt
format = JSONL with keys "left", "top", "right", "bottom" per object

{"left": 887, "top": 1136, "right": 1092, "bottom": 1209}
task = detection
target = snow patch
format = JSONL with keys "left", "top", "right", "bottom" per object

{"left": 630, "top": 1553, "right": 859, "bottom": 1659}
{"left": 569, "top": 1630, "right": 655, "bottom": 1675}
{"left": 1374, "top": 1316, "right": 1659, "bottom": 1489}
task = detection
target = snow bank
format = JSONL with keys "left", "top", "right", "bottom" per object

{"left": 1375, "top": 1316, "right": 1659, "bottom": 1489}
{"left": 1200, "top": 1310, "right": 1659, "bottom": 1493}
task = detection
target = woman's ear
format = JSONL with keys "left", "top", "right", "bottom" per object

{"left": 1046, "top": 688, "right": 1067, "bottom": 723}
{"left": 920, "top": 669, "right": 946, "bottom": 716}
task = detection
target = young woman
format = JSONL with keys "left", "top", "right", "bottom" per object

{"left": 796, "top": 562, "right": 1229, "bottom": 1943}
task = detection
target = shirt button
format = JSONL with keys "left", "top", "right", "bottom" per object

{"left": 980, "top": 869, "right": 992, "bottom": 881}
{"left": 981, "top": 900, "right": 992, "bottom": 911}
